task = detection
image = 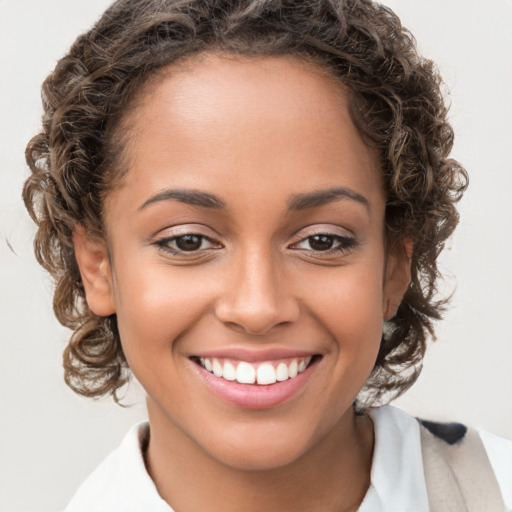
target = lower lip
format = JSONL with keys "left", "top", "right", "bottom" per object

{"left": 192, "top": 359, "right": 319, "bottom": 410}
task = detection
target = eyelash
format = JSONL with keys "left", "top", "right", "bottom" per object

{"left": 290, "top": 233, "right": 358, "bottom": 254}
{"left": 152, "top": 234, "right": 221, "bottom": 255}
{"left": 152, "top": 232, "right": 357, "bottom": 256}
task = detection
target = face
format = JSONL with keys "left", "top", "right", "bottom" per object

{"left": 76, "top": 54, "right": 409, "bottom": 471}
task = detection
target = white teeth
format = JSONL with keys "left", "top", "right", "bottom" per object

{"left": 276, "top": 362, "right": 289, "bottom": 381}
{"left": 256, "top": 363, "right": 277, "bottom": 385}
{"left": 212, "top": 358, "right": 223, "bottom": 377}
{"left": 198, "top": 356, "right": 313, "bottom": 385}
{"left": 236, "top": 362, "right": 256, "bottom": 384}
{"left": 288, "top": 360, "right": 298, "bottom": 378}
{"left": 223, "top": 361, "right": 236, "bottom": 381}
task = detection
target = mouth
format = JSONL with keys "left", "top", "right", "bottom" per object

{"left": 189, "top": 353, "right": 322, "bottom": 409}
{"left": 191, "top": 355, "right": 316, "bottom": 385}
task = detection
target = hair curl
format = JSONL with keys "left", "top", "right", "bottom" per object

{"left": 23, "top": 0, "right": 467, "bottom": 405}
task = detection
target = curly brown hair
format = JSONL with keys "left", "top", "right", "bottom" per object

{"left": 23, "top": 0, "right": 467, "bottom": 405}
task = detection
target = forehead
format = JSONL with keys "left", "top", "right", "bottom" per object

{"left": 108, "top": 53, "right": 383, "bottom": 214}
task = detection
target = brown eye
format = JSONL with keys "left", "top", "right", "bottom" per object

{"left": 153, "top": 233, "right": 223, "bottom": 255}
{"left": 175, "top": 234, "right": 203, "bottom": 251}
{"left": 290, "top": 232, "right": 357, "bottom": 254}
{"left": 308, "top": 235, "right": 335, "bottom": 251}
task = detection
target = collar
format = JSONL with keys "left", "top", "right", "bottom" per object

{"left": 358, "top": 405, "right": 429, "bottom": 511}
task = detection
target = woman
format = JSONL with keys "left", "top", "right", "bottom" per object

{"left": 22, "top": 0, "right": 511, "bottom": 510}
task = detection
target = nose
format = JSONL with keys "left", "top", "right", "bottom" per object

{"left": 214, "top": 248, "right": 300, "bottom": 335}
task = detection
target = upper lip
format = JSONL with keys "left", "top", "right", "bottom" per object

{"left": 190, "top": 348, "right": 318, "bottom": 362}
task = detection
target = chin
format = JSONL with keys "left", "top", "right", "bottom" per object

{"left": 198, "top": 420, "right": 322, "bottom": 472}
{"left": 209, "top": 442, "right": 308, "bottom": 472}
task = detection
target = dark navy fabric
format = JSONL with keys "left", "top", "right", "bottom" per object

{"left": 418, "top": 419, "right": 468, "bottom": 445}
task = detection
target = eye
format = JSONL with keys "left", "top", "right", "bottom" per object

{"left": 153, "top": 233, "right": 222, "bottom": 255}
{"left": 305, "top": 234, "right": 336, "bottom": 251}
{"left": 174, "top": 234, "right": 204, "bottom": 251}
{"left": 291, "top": 233, "right": 357, "bottom": 253}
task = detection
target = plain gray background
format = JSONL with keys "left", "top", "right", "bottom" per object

{"left": 1, "top": 0, "right": 511, "bottom": 510}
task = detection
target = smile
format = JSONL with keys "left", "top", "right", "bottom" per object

{"left": 198, "top": 356, "right": 312, "bottom": 385}
{"left": 191, "top": 353, "right": 321, "bottom": 409}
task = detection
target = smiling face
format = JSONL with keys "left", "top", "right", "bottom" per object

{"left": 74, "top": 53, "right": 409, "bottom": 472}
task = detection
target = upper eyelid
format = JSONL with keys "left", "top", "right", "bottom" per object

{"left": 150, "top": 224, "right": 220, "bottom": 241}
{"left": 297, "top": 232, "right": 353, "bottom": 241}
{"left": 291, "top": 226, "right": 355, "bottom": 241}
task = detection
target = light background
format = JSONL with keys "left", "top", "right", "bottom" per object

{"left": 1, "top": 1, "right": 511, "bottom": 510}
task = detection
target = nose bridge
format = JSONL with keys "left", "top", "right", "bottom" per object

{"left": 215, "top": 244, "right": 298, "bottom": 335}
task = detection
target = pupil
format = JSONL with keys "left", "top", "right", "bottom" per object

{"left": 309, "top": 235, "right": 333, "bottom": 251}
{"left": 176, "top": 235, "right": 202, "bottom": 251}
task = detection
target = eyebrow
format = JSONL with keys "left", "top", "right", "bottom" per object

{"left": 138, "top": 186, "right": 370, "bottom": 213}
{"left": 287, "top": 187, "right": 370, "bottom": 212}
{"left": 138, "top": 189, "right": 226, "bottom": 211}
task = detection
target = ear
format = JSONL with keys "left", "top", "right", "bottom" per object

{"left": 72, "top": 225, "right": 116, "bottom": 316}
{"left": 382, "top": 238, "right": 412, "bottom": 320}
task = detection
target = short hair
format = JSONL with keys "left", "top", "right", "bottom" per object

{"left": 23, "top": 0, "right": 467, "bottom": 405}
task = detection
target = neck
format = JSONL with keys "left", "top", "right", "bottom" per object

{"left": 145, "top": 399, "right": 374, "bottom": 512}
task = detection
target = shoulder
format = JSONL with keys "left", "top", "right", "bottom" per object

{"left": 418, "top": 416, "right": 512, "bottom": 488}
{"left": 419, "top": 414, "right": 512, "bottom": 508}
{"left": 64, "top": 422, "right": 172, "bottom": 512}
{"left": 371, "top": 406, "right": 512, "bottom": 511}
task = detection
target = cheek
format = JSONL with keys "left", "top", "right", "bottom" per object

{"left": 111, "top": 261, "right": 214, "bottom": 365}
{"left": 302, "top": 263, "right": 385, "bottom": 343}
{"left": 298, "top": 261, "right": 385, "bottom": 402}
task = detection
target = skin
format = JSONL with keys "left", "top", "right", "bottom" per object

{"left": 73, "top": 54, "right": 410, "bottom": 512}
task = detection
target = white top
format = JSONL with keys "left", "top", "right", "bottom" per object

{"left": 64, "top": 406, "right": 512, "bottom": 512}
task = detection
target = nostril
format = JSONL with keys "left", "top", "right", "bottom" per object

{"left": 221, "top": 319, "right": 280, "bottom": 337}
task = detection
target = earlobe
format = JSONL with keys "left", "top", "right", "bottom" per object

{"left": 72, "top": 226, "right": 116, "bottom": 317}
{"left": 383, "top": 239, "right": 412, "bottom": 320}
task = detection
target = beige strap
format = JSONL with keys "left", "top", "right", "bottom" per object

{"left": 420, "top": 423, "right": 505, "bottom": 512}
